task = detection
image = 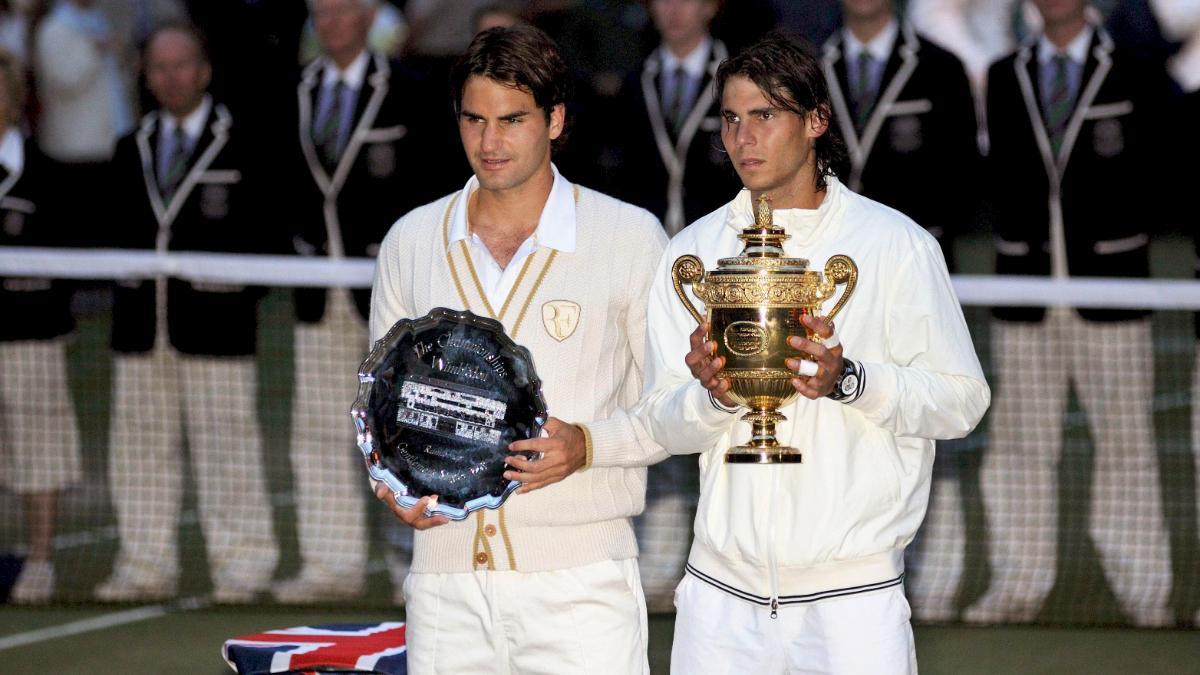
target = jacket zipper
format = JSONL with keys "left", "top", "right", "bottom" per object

{"left": 767, "top": 467, "right": 781, "bottom": 619}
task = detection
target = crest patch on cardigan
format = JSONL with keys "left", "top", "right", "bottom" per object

{"left": 541, "top": 300, "right": 580, "bottom": 342}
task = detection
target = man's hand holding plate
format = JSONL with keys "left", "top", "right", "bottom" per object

{"left": 505, "top": 417, "right": 587, "bottom": 493}
{"left": 374, "top": 483, "right": 451, "bottom": 530}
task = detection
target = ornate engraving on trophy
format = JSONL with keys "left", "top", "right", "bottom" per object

{"left": 724, "top": 321, "right": 770, "bottom": 356}
{"left": 671, "top": 196, "right": 858, "bottom": 464}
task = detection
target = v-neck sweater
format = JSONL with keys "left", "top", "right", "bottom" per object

{"left": 371, "top": 183, "right": 669, "bottom": 573}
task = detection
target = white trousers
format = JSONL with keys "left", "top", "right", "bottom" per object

{"left": 403, "top": 558, "right": 650, "bottom": 675}
{"left": 0, "top": 339, "right": 81, "bottom": 493}
{"left": 671, "top": 573, "right": 916, "bottom": 675}
{"left": 108, "top": 345, "right": 278, "bottom": 591}
{"left": 289, "top": 290, "right": 369, "bottom": 584}
{"left": 974, "top": 311, "right": 1171, "bottom": 625}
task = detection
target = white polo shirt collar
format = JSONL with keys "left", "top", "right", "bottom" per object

{"left": 447, "top": 164, "right": 576, "bottom": 306}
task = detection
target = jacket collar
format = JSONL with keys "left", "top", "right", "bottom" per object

{"left": 823, "top": 21, "right": 921, "bottom": 189}
{"left": 722, "top": 177, "right": 845, "bottom": 251}
{"left": 1015, "top": 22, "right": 1113, "bottom": 176}
{"left": 137, "top": 101, "right": 232, "bottom": 229}
{"left": 299, "top": 51, "right": 391, "bottom": 196}
{"left": 642, "top": 39, "right": 729, "bottom": 234}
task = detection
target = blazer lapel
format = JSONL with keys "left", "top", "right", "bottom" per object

{"left": 641, "top": 51, "right": 679, "bottom": 179}
{"left": 823, "top": 35, "right": 860, "bottom": 155}
{"left": 159, "top": 104, "right": 232, "bottom": 227}
{"left": 297, "top": 59, "right": 330, "bottom": 192}
{"left": 674, "top": 39, "right": 726, "bottom": 152}
{"left": 135, "top": 112, "right": 168, "bottom": 226}
{"left": 849, "top": 22, "right": 920, "bottom": 189}
{"left": 1057, "top": 29, "right": 1112, "bottom": 172}
{"left": 0, "top": 143, "right": 24, "bottom": 202}
{"left": 1014, "top": 41, "right": 1059, "bottom": 181}
{"left": 329, "top": 52, "right": 390, "bottom": 195}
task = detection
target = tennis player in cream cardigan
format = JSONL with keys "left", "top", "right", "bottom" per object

{"left": 369, "top": 25, "right": 670, "bottom": 674}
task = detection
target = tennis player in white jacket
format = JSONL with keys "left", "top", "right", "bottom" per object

{"left": 637, "top": 34, "right": 990, "bottom": 674}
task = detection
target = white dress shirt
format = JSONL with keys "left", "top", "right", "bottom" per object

{"left": 0, "top": 128, "right": 24, "bottom": 176}
{"left": 446, "top": 164, "right": 577, "bottom": 308}
{"left": 157, "top": 94, "right": 212, "bottom": 184}
{"left": 843, "top": 18, "right": 899, "bottom": 96}
{"left": 1036, "top": 26, "right": 1093, "bottom": 105}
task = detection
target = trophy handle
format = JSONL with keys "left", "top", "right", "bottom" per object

{"left": 671, "top": 255, "right": 706, "bottom": 325}
{"left": 823, "top": 255, "right": 858, "bottom": 322}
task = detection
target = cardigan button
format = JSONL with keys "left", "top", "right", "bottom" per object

{"left": 484, "top": 524, "right": 497, "bottom": 537}
{"left": 475, "top": 552, "right": 489, "bottom": 565}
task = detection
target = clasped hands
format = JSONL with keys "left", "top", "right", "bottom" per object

{"left": 687, "top": 314, "right": 843, "bottom": 405}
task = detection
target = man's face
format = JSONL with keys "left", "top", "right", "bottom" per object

{"left": 650, "top": 0, "right": 717, "bottom": 47}
{"left": 145, "top": 31, "right": 211, "bottom": 118}
{"left": 841, "top": 0, "right": 892, "bottom": 23}
{"left": 313, "top": 0, "right": 374, "bottom": 60}
{"left": 1032, "top": 0, "right": 1087, "bottom": 27}
{"left": 720, "top": 75, "right": 824, "bottom": 195}
{"left": 458, "top": 75, "right": 563, "bottom": 193}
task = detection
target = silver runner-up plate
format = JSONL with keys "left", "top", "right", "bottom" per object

{"left": 352, "top": 307, "right": 548, "bottom": 521}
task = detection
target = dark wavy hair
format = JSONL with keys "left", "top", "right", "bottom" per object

{"left": 715, "top": 33, "right": 848, "bottom": 189}
{"left": 450, "top": 24, "right": 573, "bottom": 151}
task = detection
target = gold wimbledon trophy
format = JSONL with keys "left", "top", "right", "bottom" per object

{"left": 672, "top": 197, "right": 857, "bottom": 464}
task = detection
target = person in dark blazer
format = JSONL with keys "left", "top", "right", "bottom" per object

{"left": 0, "top": 47, "right": 82, "bottom": 605}
{"left": 821, "top": 0, "right": 980, "bottom": 270}
{"left": 610, "top": 0, "right": 740, "bottom": 236}
{"left": 606, "top": 0, "right": 742, "bottom": 609}
{"left": 820, "top": 0, "right": 981, "bottom": 623}
{"left": 967, "top": 0, "right": 1173, "bottom": 627}
{"left": 277, "top": 0, "right": 448, "bottom": 604}
{"left": 95, "top": 24, "right": 279, "bottom": 603}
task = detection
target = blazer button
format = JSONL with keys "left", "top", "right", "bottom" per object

{"left": 475, "top": 552, "right": 489, "bottom": 565}
{"left": 484, "top": 524, "right": 497, "bottom": 537}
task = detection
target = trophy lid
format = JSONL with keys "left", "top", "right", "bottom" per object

{"left": 717, "top": 196, "right": 810, "bottom": 272}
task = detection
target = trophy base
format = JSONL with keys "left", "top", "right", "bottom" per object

{"left": 725, "top": 446, "right": 803, "bottom": 464}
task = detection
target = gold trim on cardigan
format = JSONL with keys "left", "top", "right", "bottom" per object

{"left": 440, "top": 192, "right": 471, "bottom": 309}
{"left": 510, "top": 250, "right": 558, "bottom": 337}
{"left": 439, "top": 187, "right": 576, "bottom": 572}
{"left": 473, "top": 510, "right": 497, "bottom": 571}
{"left": 497, "top": 503, "right": 517, "bottom": 570}
{"left": 577, "top": 423, "right": 595, "bottom": 470}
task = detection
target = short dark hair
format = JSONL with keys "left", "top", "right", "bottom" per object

{"left": 450, "top": 24, "right": 573, "bottom": 150}
{"left": 715, "top": 34, "right": 848, "bottom": 189}
{"left": 143, "top": 22, "right": 210, "bottom": 65}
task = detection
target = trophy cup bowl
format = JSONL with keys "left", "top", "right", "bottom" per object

{"left": 671, "top": 197, "right": 857, "bottom": 464}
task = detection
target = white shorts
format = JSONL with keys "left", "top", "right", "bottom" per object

{"left": 671, "top": 572, "right": 916, "bottom": 674}
{"left": 403, "top": 558, "right": 649, "bottom": 675}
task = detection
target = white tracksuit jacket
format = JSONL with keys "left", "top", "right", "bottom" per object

{"left": 637, "top": 178, "right": 990, "bottom": 613}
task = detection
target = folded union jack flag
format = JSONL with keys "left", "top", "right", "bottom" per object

{"left": 222, "top": 622, "right": 407, "bottom": 674}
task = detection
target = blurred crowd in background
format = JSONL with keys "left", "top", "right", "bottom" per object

{"left": 1, "top": 0, "right": 1200, "bottom": 626}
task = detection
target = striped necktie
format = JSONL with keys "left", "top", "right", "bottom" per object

{"left": 1044, "top": 55, "right": 1073, "bottom": 156}
{"left": 665, "top": 66, "right": 690, "bottom": 135}
{"left": 161, "top": 126, "right": 189, "bottom": 199}
{"left": 854, "top": 51, "right": 877, "bottom": 131}
{"left": 315, "top": 79, "right": 346, "bottom": 169}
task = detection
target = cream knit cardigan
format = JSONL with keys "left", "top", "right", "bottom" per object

{"left": 370, "top": 184, "right": 669, "bottom": 573}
